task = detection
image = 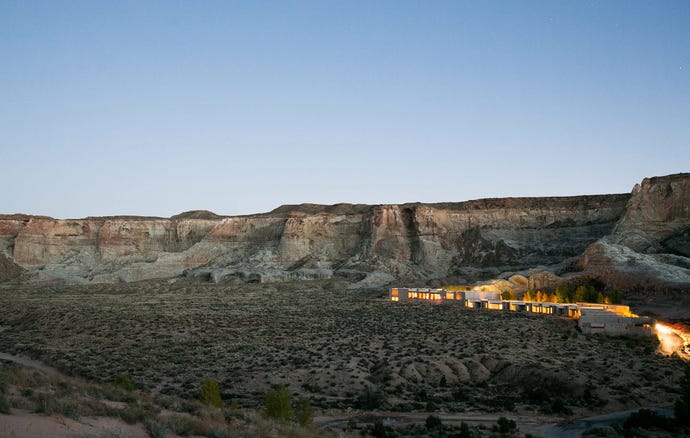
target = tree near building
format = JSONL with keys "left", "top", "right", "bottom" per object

{"left": 555, "top": 284, "right": 570, "bottom": 303}
{"left": 500, "top": 290, "right": 517, "bottom": 300}
{"left": 265, "top": 385, "right": 293, "bottom": 421}
{"left": 574, "top": 285, "right": 588, "bottom": 303}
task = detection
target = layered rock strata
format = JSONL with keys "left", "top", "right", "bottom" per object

{"left": 579, "top": 173, "right": 690, "bottom": 293}
{"left": 0, "top": 195, "right": 631, "bottom": 284}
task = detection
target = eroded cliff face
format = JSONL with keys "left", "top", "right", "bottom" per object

{"left": 579, "top": 173, "right": 690, "bottom": 293}
{"left": 0, "top": 193, "right": 630, "bottom": 284}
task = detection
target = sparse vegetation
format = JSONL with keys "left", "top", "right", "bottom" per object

{"left": 200, "top": 378, "right": 223, "bottom": 408}
{"left": 676, "top": 364, "right": 690, "bottom": 425}
{"left": 114, "top": 374, "right": 134, "bottom": 392}
{"left": 265, "top": 384, "right": 292, "bottom": 421}
{"left": 295, "top": 396, "right": 314, "bottom": 426}
{"left": 0, "top": 389, "right": 10, "bottom": 414}
{"left": 0, "top": 278, "right": 687, "bottom": 437}
{"left": 0, "top": 360, "right": 345, "bottom": 437}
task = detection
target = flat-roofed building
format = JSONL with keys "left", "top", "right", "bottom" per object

{"left": 578, "top": 309, "right": 654, "bottom": 336}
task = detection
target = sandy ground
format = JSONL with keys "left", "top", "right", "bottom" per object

{"left": 0, "top": 353, "right": 64, "bottom": 378}
{"left": 0, "top": 410, "right": 147, "bottom": 438}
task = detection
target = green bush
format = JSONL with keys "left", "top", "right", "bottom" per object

{"left": 459, "top": 422, "right": 471, "bottom": 438}
{"left": 118, "top": 403, "right": 157, "bottom": 424}
{"left": 0, "top": 391, "right": 11, "bottom": 414}
{"left": 33, "top": 389, "right": 80, "bottom": 419}
{"left": 356, "top": 386, "right": 386, "bottom": 410}
{"left": 425, "top": 414, "right": 442, "bottom": 430}
{"left": 144, "top": 419, "right": 167, "bottom": 438}
{"left": 370, "top": 419, "right": 394, "bottom": 438}
{"left": 114, "top": 374, "right": 135, "bottom": 392}
{"left": 265, "top": 385, "right": 292, "bottom": 421}
{"left": 166, "top": 414, "right": 203, "bottom": 436}
{"left": 199, "top": 378, "right": 223, "bottom": 408}
{"left": 624, "top": 408, "right": 674, "bottom": 431}
{"left": 294, "top": 397, "right": 313, "bottom": 426}
{"left": 494, "top": 416, "right": 517, "bottom": 434}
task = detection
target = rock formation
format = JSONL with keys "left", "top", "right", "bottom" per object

{"left": 578, "top": 173, "right": 690, "bottom": 294}
{"left": 0, "top": 173, "right": 688, "bottom": 296}
{"left": 0, "top": 195, "right": 629, "bottom": 285}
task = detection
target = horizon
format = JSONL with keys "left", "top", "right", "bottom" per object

{"left": 2, "top": 1, "right": 689, "bottom": 219}
{"left": 1, "top": 170, "right": 686, "bottom": 219}
{"left": 0, "top": 173, "right": 661, "bottom": 220}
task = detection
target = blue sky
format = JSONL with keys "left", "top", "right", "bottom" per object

{"left": 1, "top": 1, "right": 688, "bottom": 218}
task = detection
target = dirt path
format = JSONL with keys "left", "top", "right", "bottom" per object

{"left": 315, "top": 410, "right": 555, "bottom": 434}
{"left": 0, "top": 352, "right": 66, "bottom": 378}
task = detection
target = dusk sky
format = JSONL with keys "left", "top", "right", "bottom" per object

{"left": 1, "top": 1, "right": 688, "bottom": 219}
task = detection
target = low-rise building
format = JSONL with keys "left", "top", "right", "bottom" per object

{"left": 390, "top": 287, "right": 500, "bottom": 303}
{"left": 390, "top": 287, "right": 655, "bottom": 338}
{"left": 578, "top": 309, "right": 654, "bottom": 336}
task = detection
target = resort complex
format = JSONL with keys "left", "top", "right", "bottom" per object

{"left": 390, "top": 287, "right": 656, "bottom": 337}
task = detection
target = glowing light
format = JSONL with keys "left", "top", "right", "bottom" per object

{"left": 656, "top": 323, "right": 673, "bottom": 335}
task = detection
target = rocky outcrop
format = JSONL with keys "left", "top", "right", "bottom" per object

{"left": 578, "top": 173, "right": 690, "bottom": 293}
{"left": 611, "top": 173, "right": 690, "bottom": 255}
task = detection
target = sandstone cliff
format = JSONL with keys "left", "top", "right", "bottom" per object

{"left": 1, "top": 174, "right": 687, "bottom": 293}
{"left": 0, "top": 194, "right": 629, "bottom": 285}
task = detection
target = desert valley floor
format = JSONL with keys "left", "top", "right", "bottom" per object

{"left": 0, "top": 277, "right": 687, "bottom": 436}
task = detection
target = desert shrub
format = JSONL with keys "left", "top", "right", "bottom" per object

{"left": 544, "top": 397, "right": 572, "bottom": 415}
{"left": 624, "top": 408, "right": 674, "bottom": 432}
{"left": 205, "top": 427, "right": 234, "bottom": 438}
{"left": 0, "top": 391, "right": 11, "bottom": 414}
{"left": 676, "top": 364, "right": 690, "bottom": 425}
{"left": 33, "top": 388, "right": 55, "bottom": 414}
{"left": 581, "top": 426, "right": 620, "bottom": 437}
{"left": 33, "top": 389, "right": 80, "bottom": 419}
{"left": 265, "top": 385, "right": 292, "bottom": 421}
{"left": 368, "top": 359, "right": 393, "bottom": 385}
{"left": 370, "top": 419, "right": 395, "bottom": 438}
{"left": 425, "top": 414, "right": 442, "bottom": 430}
{"left": 144, "top": 418, "right": 167, "bottom": 438}
{"left": 425, "top": 400, "right": 437, "bottom": 412}
{"left": 73, "top": 430, "right": 122, "bottom": 438}
{"left": 0, "top": 371, "right": 10, "bottom": 414}
{"left": 165, "top": 414, "right": 205, "bottom": 436}
{"left": 55, "top": 397, "right": 81, "bottom": 420}
{"left": 118, "top": 402, "right": 157, "bottom": 424}
{"left": 114, "top": 374, "right": 134, "bottom": 392}
{"left": 294, "top": 397, "right": 313, "bottom": 426}
{"left": 494, "top": 416, "right": 517, "bottom": 434}
{"left": 356, "top": 386, "right": 386, "bottom": 410}
{"left": 200, "top": 378, "right": 223, "bottom": 408}
{"left": 459, "top": 422, "right": 471, "bottom": 438}
{"left": 452, "top": 386, "right": 468, "bottom": 402}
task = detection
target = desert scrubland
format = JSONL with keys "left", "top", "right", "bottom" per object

{"left": 1, "top": 278, "right": 687, "bottom": 436}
